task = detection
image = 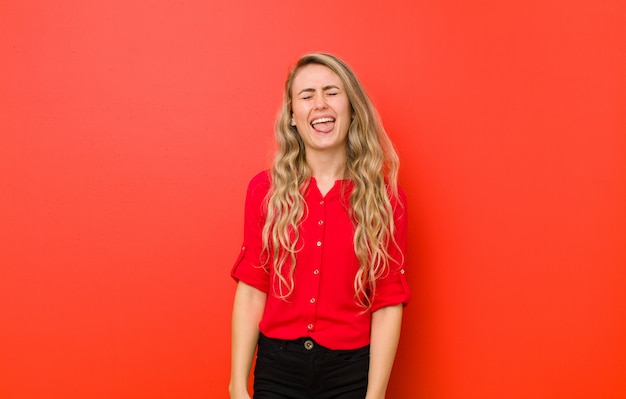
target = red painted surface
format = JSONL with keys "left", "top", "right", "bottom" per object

{"left": 1, "top": 1, "right": 625, "bottom": 398}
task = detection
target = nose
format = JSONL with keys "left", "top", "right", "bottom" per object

{"left": 313, "top": 93, "right": 328, "bottom": 109}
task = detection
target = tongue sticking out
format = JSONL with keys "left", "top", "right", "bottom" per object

{"left": 313, "top": 121, "right": 335, "bottom": 133}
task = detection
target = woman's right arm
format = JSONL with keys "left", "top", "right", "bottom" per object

{"left": 229, "top": 281, "right": 267, "bottom": 399}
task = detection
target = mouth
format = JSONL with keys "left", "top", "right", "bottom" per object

{"left": 311, "top": 117, "right": 336, "bottom": 133}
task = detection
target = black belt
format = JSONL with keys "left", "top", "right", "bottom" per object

{"left": 260, "top": 334, "right": 328, "bottom": 352}
{"left": 259, "top": 334, "right": 368, "bottom": 354}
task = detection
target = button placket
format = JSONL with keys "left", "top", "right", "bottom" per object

{"left": 305, "top": 193, "right": 326, "bottom": 334}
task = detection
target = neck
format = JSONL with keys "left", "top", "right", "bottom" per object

{"left": 306, "top": 149, "right": 347, "bottom": 183}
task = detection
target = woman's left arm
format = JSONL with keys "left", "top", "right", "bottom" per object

{"left": 365, "top": 303, "right": 403, "bottom": 399}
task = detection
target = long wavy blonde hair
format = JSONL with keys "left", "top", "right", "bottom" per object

{"left": 262, "top": 53, "right": 401, "bottom": 309}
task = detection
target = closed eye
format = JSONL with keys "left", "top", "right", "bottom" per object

{"left": 298, "top": 88, "right": 315, "bottom": 100}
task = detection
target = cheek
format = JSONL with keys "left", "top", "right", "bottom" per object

{"left": 291, "top": 108, "right": 309, "bottom": 127}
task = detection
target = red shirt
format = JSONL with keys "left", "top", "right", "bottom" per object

{"left": 231, "top": 171, "right": 410, "bottom": 350}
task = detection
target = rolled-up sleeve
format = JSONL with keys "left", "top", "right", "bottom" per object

{"left": 231, "top": 172, "right": 271, "bottom": 293}
{"left": 370, "top": 186, "right": 410, "bottom": 312}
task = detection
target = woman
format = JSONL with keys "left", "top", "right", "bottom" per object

{"left": 229, "top": 53, "right": 409, "bottom": 399}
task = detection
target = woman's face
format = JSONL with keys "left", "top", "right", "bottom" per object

{"left": 290, "top": 64, "right": 352, "bottom": 156}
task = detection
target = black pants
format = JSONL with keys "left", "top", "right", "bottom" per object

{"left": 254, "top": 334, "right": 370, "bottom": 399}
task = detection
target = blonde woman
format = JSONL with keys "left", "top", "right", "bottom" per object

{"left": 229, "top": 53, "right": 410, "bottom": 399}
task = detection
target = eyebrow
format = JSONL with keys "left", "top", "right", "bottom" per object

{"left": 297, "top": 85, "right": 341, "bottom": 95}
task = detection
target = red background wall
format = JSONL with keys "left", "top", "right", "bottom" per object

{"left": 1, "top": 1, "right": 625, "bottom": 398}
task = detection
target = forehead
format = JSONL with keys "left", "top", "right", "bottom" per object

{"left": 291, "top": 64, "right": 344, "bottom": 91}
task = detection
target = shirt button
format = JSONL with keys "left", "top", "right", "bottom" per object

{"left": 316, "top": 241, "right": 322, "bottom": 247}
{"left": 310, "top": 297, "right": 316, "bottom": 303}
{"left": 313, "top": 269, "right": 319, "bottom": 275}
{"left": 241, "top": 246, "right": 246, "bottom": 251}
{"left": 318, "top": 220, "right": 324, "bottom": 225}
{"left": 307, "top": 323, "right": 313, "bottom": 330}
{"left": 319, "top": 200, "right": 324, "bottom": 205}
{"left": 400, "top": 269, "right": 405, "bottom": 274}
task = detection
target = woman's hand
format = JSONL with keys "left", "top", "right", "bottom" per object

{"left": 229, "top": 281, "right": 267, "bottom": 399}
{"left": 228, "top": 387, "right": 251, "bottom": 399}
{"left": 365, "top": 304, "right": 403, "bottom": 399}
